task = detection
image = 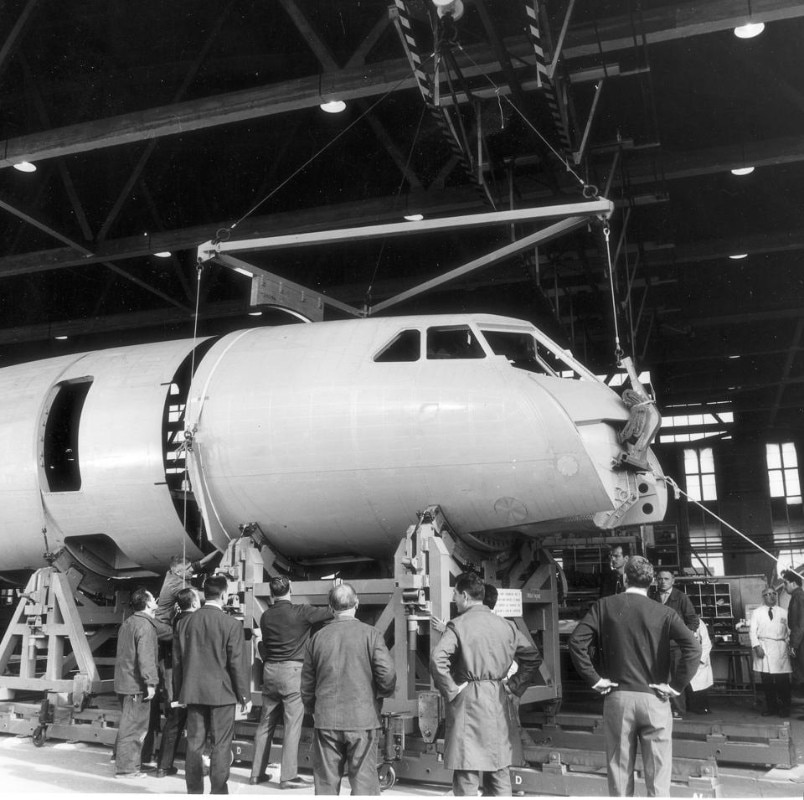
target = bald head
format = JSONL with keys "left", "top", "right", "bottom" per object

{"left": 329, "top": 583, "right": 358, "bottom": 613}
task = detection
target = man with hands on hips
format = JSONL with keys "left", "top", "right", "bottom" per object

{"left": 569, "top": 556, "right": 700, "bottom": 797}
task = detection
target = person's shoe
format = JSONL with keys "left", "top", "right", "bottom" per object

{"left": 761, "top": 709, "right": 777, "bottom": 716}
{"left": 280, "top": 777, "right": 313, "bottom": 789}
{"left": 155, "top": 767, "right": 179, "bottom": 778}
{"left": 114, "top": 772, "right": 146, "bottom": 779}
{"left": 249, "top": 774, "right": 273, "bottom": 785}
{"left": 702, "top": 707, "right": 712, "bottom": 714}
{"left": 672, "top": 711, "right": 682, "bottom": 720}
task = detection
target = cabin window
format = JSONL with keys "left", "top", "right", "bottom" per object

{"left": 426, "top": 326, "right": 485, "bottom": 359}
{"left": 374, "top": 329, "right": 421, "bottom": 362}
{"left": 482, "top": 330, "right": 549, "bottom": 374}
{"left": 43, "top": 378, "right": 93, "bottom": 492}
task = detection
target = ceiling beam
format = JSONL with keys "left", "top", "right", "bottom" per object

{"left": 564, "top": 0, "right": 804, "bottom": 58}
{"left": 197, "top": 199, "right": 614, "bottom": 260}
{"left": 0, "top": 0, "right": 40, "bottom": 80}
{"left": 370, "top": 215, "right": 594, "bottom": 314}
{"left": 3, "top": 1, "right": 803, "bottom": 171}
{"left": 623, "top": 135, "right": 804, "bottom": 184}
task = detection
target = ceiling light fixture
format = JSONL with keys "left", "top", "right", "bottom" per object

{"left": 248, "top": 310, "right": 263, "bottom": 316}
{"left": 404, "top": 213, "right": 424, "bottom": 222}
{"left": 320, "top": 100, "right": 346, "bottom": 114}
{"left": 54, "top": 335, "right": 68, "bottom": 341}
{"left": 13, "top": 161, "right": 36, "bottom": 173}
{"left": 728, "top": 355, "right": 741, "bottom": 360}
{"left": 232, "top": 266, "right": 254, "bottom": 277}
{"left": 434, "top": 0, "right": 464, "bottom": 20}
{"left": 734, "top": 21, "right": 765, "bottom": 38}
{"left": 729, "top": 253, "right": 748, "bottom": 260}
{"left": 154, "top": 251, "right": 172, "bottom": 258}
{"left": 734, "top": 1, "right": 765, "bottom": 39}
{"left": 730, "top": 166, "right": 755, "bottom": 176}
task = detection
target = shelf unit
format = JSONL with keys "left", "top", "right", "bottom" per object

{"left": 676, "top": 578, "right": 735, "bottom": 645}
{"left": 643, "top": 523, "right": 680, "bottom": 574}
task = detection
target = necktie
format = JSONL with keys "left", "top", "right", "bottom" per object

{"left": 769, "top": 608, "right": 773, "bottom": 621}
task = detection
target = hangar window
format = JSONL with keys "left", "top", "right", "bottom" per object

{"left": 43, "top": 378, "right": 93, "bottom": 492}
{"left": 766, "top": 443, "right": 801, "bottom": 505}
{"left": 426, "top": 326, "right": 484, "bottom": 359}
{"left": 683, "top": 447, "right": 717, "bottom": 502}
{"left": 374, "top": 329, "right": 420, "bottom": 362}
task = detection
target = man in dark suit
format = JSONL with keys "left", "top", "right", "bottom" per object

{"left": 599, "top": 545, "right": 627, "bottom": 598}
{"left": 174, "top": 574, "right": 250, "bottom": 795}
{"left": 649, "top": 569, "right": 699, "bottom": 719}
{"left": 301, "top": 583, "right": 396, "bottom": 795}
{"left": 570, "top": 556, "right": 700, "bottom": 797}
{"left": 156, "top": 587, "right": 200, "bottom": 777}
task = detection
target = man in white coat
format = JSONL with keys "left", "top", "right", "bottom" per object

{"left": 749, "top": 587, "right": 791, "bottom": 717}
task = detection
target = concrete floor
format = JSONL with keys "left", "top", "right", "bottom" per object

{"left": 2, "top": 695, "right": 804, "bottom": 797}
{"left": 0, "top": 734, "right": 448, "bottom": 796}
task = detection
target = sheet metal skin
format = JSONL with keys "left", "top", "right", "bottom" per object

{"left": 185, "top": 315, "right": 665, "bottom": 560}
{"left": 0, "top": 313, "right": 666, "bottom": 575}
{"left": 0, "top": 339, "right": 203, "bottom": 573}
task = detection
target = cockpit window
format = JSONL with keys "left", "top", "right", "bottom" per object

{"left": 483, "top": 331, "right": 549, "bottom": 374}
{"left": 534, "top": 340, "right": 582, "bottom": 379}
{"left": 481, "top": 328, "right": 585, "bottom": 379}
{"left": 426, "top": 326, "right": 485, "bottom": 359}
{"left": 374, "top": 329, "right": 421, "bottom": 362}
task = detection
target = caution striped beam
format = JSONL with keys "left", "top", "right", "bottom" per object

{"left": 524, "top": 0, "right": 573, "bottom": 155}
{"left": 390, "top": 1, "right": 494, "bottom": 205}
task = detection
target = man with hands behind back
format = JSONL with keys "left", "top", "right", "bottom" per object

{"left": 569, "top": 556, "right": 700, "bottom": 797}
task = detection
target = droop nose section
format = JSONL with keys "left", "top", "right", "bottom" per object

{"left": 593, "top": 449, "right": 668, "bottom": 529}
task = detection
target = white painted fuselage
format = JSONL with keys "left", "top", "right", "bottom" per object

{"left": 0, "top": 314, "right": 665, "bottom": 576}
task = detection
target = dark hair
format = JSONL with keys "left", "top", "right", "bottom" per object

{"left": 204, "top": 574, "right": 229, "bottom": 600}
{"left": 624, "top": 556, "right": 654, "bottom": 588}
{"left": 455, "top": 572, "right": 485, "bottom": 601}
{"left": 130, "top": 587, "right": 152, "bottom": 611}
{"left": 610, "top": 544, "right": 628, "bottom": 556}
{"left": 176, "top": 587, "right": 197, "bottom": 611}
{"left": 483, "top": 583, "right": 498, "bottom": 610}
{"left": 269, "top": 576, "right": 291, "bottom": 597}
{"left": 783, "top": 570, "right": 803, "bottom": 588}
{"left": 329, "top": 583, "right": 357, "bottom": 611}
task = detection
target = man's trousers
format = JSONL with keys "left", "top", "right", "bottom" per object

{"left": 453, "top": 768, "right": 512, "bottom": 796}
{"left": 115, "top": 693, "right": 152, "bottom": 774}
{"left": 250, "top": 661, "right": 305, "bottom": 783}
{"left": 185, "top": 704, "right": 235, "bottom": 794}
{"left": 603, "top": 690, "right": 673, "bottom": 797}
{"left": 312, "top": 728, "right": 380, "bottom": 795}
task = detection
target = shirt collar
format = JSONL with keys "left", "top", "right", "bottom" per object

{"left": 625, "top": 587, "right": 648, "bottom": 596}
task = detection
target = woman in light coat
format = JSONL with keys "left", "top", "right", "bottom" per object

{"left": 686, "top": 620, "right": 714, "bottom": 713}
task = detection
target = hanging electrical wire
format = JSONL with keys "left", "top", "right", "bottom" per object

{"left": 662, "top": 475, "right": 804, "bottom": 581}
{"left": 455, "top": 44, "right": 596, "bottom": 199}
{"left": 363, "top": 105, "right": 428, "bottom": 311}
{"left": 214, "top": 56, "right": 434, "bottom": 243}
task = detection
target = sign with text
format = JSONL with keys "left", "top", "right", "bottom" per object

{"left": 493, "top": 588, "right": 523, "bottom": 618}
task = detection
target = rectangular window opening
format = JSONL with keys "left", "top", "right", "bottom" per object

{"left": 683, "top": 446, "right": 717, "bottom": 502}
{"left": 43, "top": 378, "right": 93, "bottom": 492}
